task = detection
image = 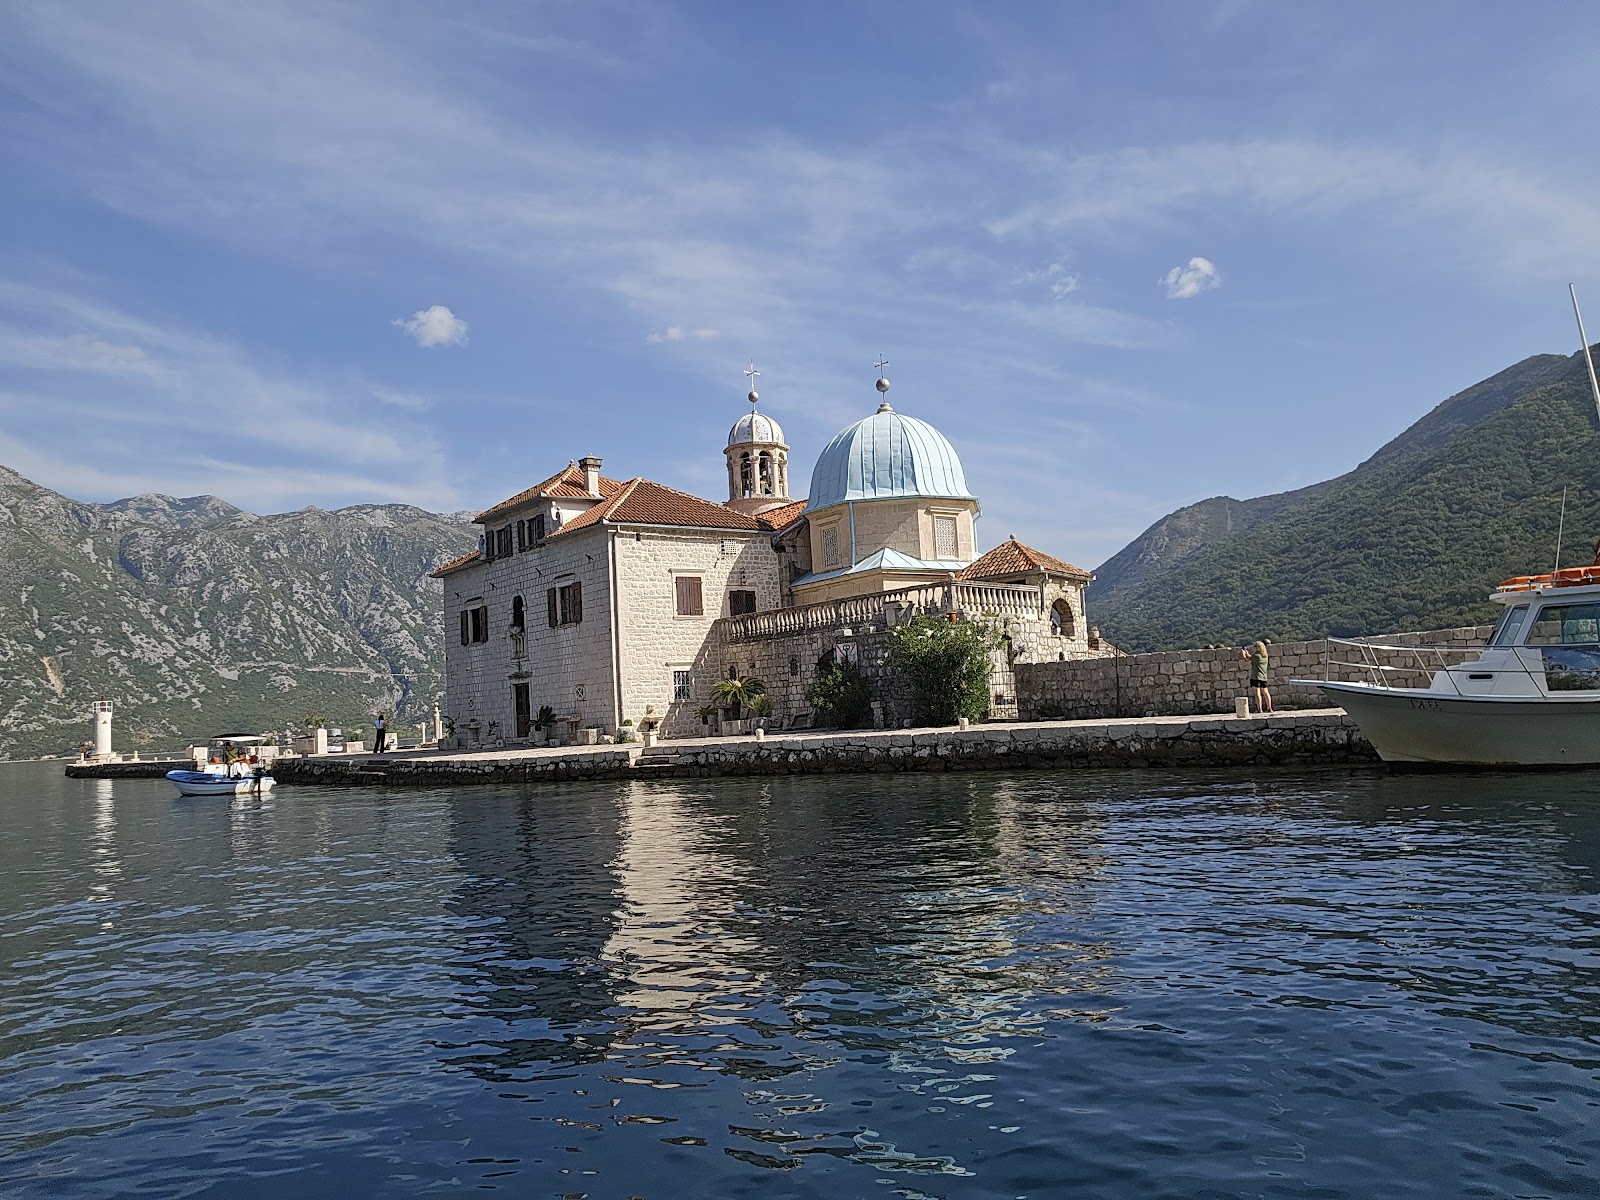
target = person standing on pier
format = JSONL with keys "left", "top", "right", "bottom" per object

{"left": 373, "top": 713, "right": 388, "bottom": 754}
{"left": 1242, "top": 639, "right": 1273, "bottom": 713}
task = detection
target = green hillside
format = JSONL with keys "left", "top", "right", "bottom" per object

{"left": 0, "top": 467, "right": 477, "bottom": 758}
{"left": 1089, "top": 349, "right": 1600, "bottom": 651}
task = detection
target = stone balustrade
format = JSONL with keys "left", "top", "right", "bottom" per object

{"left": 722, "top": 579, "right": 1040, "bottom": 644}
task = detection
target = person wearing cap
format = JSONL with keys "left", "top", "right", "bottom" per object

{"left": 1241, "top": 639, "right": 1273, "bottom": 713}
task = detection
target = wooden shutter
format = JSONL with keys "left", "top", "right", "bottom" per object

{"left": 676, "top": 576, "right": 703, "bottom": 616}
{"left": 569, "top": 581, "right": 582, "bottom": 625}
{"left": 460, "top": 610, "right": 470, "bottom": 645}
{"left": 547, "top": 588, "right": 558, "bottom": 627}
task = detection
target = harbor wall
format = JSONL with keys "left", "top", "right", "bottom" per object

{"left": 267, "top": 709, "right": 1374, "bottom": 786}
{"left": 1016, "top": 626, "right": 1492, "bottom": 721}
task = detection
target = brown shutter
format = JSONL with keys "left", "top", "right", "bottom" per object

{"left": 570, "top": 581, "right": 582, "bottom": 625}
{"left": 460, "top": 610, "right": 469, "bottom": 645}
{"left": 676, "top": 576, "right": 703, "bottom": 616}
{"left": 547, "top": 588, "right": 558, "bottom": 627}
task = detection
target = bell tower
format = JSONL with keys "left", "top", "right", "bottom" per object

{"left": 724, "top": 362, "right": 792, "bottom": 515}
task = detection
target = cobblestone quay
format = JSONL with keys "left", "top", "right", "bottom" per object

{"left": 273, "top": 709, "right": 1374, "bottom": 786}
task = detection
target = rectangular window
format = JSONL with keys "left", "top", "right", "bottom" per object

{"left": 1489, "top": 604, "right": 1531, "bottom": 647}
{"left": 675, "top": 575, "right": 704, "bottom": 616}
{"left": 459, "top": 610, "right": 470, "bottom": 645}
{"left": 729, "top": 589, "right": 757, "bottom": 615}
{"left": 547, "top": 581, "right": 582, "bottom": 626}
{"left": 532, "top": 513, "right": 546, "bottom": 541}
{"left": 470, "top": 606, "right": 488, "bottom": 643}
{"left": 495, "top": 527, "right": 513, "bottom": 558}
{"left": 820, "top": 526, "right": 840, "bottom": 567}
{"left": 934, "top": 516, "right": 958, "bottom": 560}
{"left": 1527, "top": 603, "right": 1600, "bottom": 646}
{"left": 672, "top": 669, "right": 692, "bottom": 701}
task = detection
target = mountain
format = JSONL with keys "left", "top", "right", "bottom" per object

{"left": 1089, "top": 349, "right": 1600, "bottom": 651}
{"left": 0, "top": 468, "right": 477, "bottom": 758}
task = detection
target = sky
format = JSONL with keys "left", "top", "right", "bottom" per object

{"left": 2, "top": 1, "right": 1599, "bottom": 571}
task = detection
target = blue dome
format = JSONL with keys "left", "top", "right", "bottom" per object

{"left": 805, "top": 403, "right": 975, "bottom": 513}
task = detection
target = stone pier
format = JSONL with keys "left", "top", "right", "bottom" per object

{"left": 267, "top": 708, "right": 1375, "bottom": 787}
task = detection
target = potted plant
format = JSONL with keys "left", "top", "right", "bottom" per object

{"left": 615, "top": 718, "right": 636, "bottom": 744}
{"left": 747, "top": 693, "right": 774, "bottom": 732}
{"left": 531, "top": 705, "right": 557, "bottom": 746}
{"left": 709, "top": 677, "right": 766, "bottom": 735}
{"left": 695, "top": 703, "right": 719, "bottom": 729}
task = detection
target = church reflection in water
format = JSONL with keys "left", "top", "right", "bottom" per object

{"left": 441, "top": 774, "right": 1120, "bottom": 1086}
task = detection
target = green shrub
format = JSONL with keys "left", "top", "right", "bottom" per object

{"left": 886, "top": 616, "right": 997, "bottom": 725}
{"left": 806, "top": 659, "right": 872, "bottom": 728}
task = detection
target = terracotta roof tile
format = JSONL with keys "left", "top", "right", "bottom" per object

{"left": 959, "top": 537, "right": 1091, "bottom": 581}
{"left": 430, "top": 549, "right": 481, "bottom": 577}
{"left": 755, "top": 498, "right": 809, "bottom": 532}
{"left": 475, "top": 463, "right": 626, "bottom": 522}
{"left": 554, "top": 478, "right": 766, "bottom": 537}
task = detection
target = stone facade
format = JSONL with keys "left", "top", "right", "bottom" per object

{"left": 715, "top": 578, "right": 1110, "bottom": 729}
{"left": 442, "top": 521, "right": 619, "bottom": 747}
{"left": 1016, "top": 626, "right": 1492, "bottom": 721}
{"left": 612, "top": 528, "right": 784, "bottom": 738}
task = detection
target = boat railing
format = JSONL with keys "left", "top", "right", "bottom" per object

{"left": 1319, "top": 637, "right": 1537, "bottom": 696}
{"left": 1318, "top": 640, "right": 1491, "bottom": 694}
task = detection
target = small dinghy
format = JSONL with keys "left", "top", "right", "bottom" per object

{"left": 168, "top": 734, "right": 277, "bottom": 796}
{"left": 166, "top": 768, "right": 275, "bottom": 796}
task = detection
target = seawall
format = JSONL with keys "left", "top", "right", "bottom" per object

{"left": 1016, "top": 626, "right": 1491, "bottom": 720}
{"left": 270, "top": 709, "right": 1375, "bottom": 787}
{"left": 66, "top": 759, "right": 191, "bottom": 779}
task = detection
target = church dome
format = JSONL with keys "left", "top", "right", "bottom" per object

{"left": 805, "top": 403, "right": 975, "bottom": 513}
{"left": 727, "top": 411, "right": 786, "bottom": 448}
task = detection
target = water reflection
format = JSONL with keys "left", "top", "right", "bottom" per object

{"left": 3, "top": 763, "right": 1598, "bottom": 1197}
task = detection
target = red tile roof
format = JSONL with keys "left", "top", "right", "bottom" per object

{"left": 554, "top": 478, "right": 766, "bottom": 537}
{"left": 474, "top": 463, "right": 626, "bottom": 522}
{"left": 754, "top": 498, "right": 809, "bottom": 532}
{"left": 959, "top": 536, "right": 1091, "bottom": 581}
{"left": 431, "top": 549, "right": 481, "bottom": 578}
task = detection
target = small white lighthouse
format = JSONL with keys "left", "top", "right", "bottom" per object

{"left": 92, "top": 698, "right": 116, "bottom": 761}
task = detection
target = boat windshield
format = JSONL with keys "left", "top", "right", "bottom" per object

{"left": 1489, "top": 604, "right": 1532, "bottom": 647}
{"left": 1526, "top": 602, "right": 1600, "bottom": 646}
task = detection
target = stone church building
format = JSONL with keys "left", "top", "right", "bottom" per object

{"left": 433, "top": 374, "right": 1110, "bottom": 747}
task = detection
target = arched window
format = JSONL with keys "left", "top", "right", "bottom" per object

{"left": 511, "top": 595, "right": 525, "bottom": 629}
{"left": 740, "top": 452, "right": 753, "bottom": 498}
{"left": 1051, "top": 598, "right": 1076, "bottom": 639}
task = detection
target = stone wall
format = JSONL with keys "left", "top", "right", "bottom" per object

{"left": 1016, "top": 626, "right": 1492, "bottom": 720}
{"left": 613, "top": 527, "right": 784, "bottom": 739}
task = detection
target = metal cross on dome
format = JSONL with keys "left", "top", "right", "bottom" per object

{"left": 743, "top": 361, "right": 761, "bottom": 407}
{"left": 873, "top": 355, "right": 889, "bottom": 375}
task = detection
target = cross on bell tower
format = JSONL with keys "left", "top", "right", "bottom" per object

{"left": 723, "top": 361, "right": 792, "bottom": 516}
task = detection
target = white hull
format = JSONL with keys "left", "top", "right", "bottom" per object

{"left": 167, "top": 770, "right": 276, "bottom": 796}
{"left": 1313, "top": 681, "right": 1600, "bottom": 765}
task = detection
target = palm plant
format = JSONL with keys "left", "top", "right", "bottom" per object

{"left": 708, "top": 676, "right": 765, "bottom": 718}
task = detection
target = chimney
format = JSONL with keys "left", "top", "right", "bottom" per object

{"left": 578, "top": 455, "right": 602, "bottom": 498}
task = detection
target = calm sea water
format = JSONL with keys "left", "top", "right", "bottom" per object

{"left": 1, "top": 760, "right": 1597, "bottom": 1198}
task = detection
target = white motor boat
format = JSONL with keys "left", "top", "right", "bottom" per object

{"left": 167, "top": 734, "right": 277, "bottom": 796}
{"left": 1299, "top": 571, "right": 1600, "bottom": 765}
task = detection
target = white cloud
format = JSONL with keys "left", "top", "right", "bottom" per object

{"left": 646, "top": 326, "right": 719, "bottom": 344}
{"left": 0, "top": 279, "right": 457, "bottom": 511}
{"left": 1016, "top": 260, "right": 1080, "bottom": 300}
{"left": 1162, "top": 257, "right": 1220, "bottom": 299}
{"left": 393, "top": 304, "right": 468, "bottom": 348}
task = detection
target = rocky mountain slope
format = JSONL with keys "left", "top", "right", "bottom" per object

{"left": 0, "top": 466, "right": 477, "bottom": 758}
{"left": 1089, "top": 349, "right": 1600, "bottom": 650}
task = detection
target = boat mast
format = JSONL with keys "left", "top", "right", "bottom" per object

{"left": 1571, "top": 284, "right": 1600, "bottom": 422}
